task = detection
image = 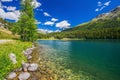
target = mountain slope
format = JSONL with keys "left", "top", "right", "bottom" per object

{"left": 46, "top": 6, "right": 120, "bottom": 39}
{"left": 64, "top": 6, "right": 120, "bottom": 32}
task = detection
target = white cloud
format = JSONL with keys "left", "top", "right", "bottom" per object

{"left": 37, "top": 29, "right": 60, "bottom": 33}
{"left": 1, "top": 0, "right": 13, "bottom": 2}
{"left": 95, "top": 8, "right": 99, "bottom": 12}
{"left": 44, "top": 21, "right": 54, "bottom": 26}
{"left": 31, "top": 0, "right": 42, "bottom": 9}
{"left": 51, "top": 18, "right": 58, "bottom": 22}
{"left": 56, "top": 20, "right": 71, "bottom": 29}
{"left": 99, "top": 6, "right": 106, "bottom": 11}
{"left": 0, "top": 8, "right": 20, "bottom": 21}
{"left": 6, "top": 6, "right": 16, "bottom": 11}
{"left": 98, "top": 1, "right": 102, "bottom": 6}
{"left": 35, "top": 20, "right": 41, "bottom": 24}
{"left": 104, "top": 1, "right": 111, "bottom": 6}
{"left": 43, "top": 12, "right": 51, "bottom": 17}
{"left": 95, "top": 1, "right": 111, "bottom": 12}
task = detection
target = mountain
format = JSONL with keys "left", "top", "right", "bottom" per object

{"left": 64, "top": 6, "right": 120, "bottom": 32}
{"left": 46, "top": 6, "right": 120, "bottom": 39}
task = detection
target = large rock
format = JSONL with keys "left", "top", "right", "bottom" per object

{"left": 9, "top": 53, "right": 17, "bottom": 64}
{"left": 28, "top": 63, "right": 38, "bottom": 71}
{"left": 7, "top": 72, "right": 17, "bottom": 79}
{"left": 18, "top": 72, "right": 30, "bottom": 80}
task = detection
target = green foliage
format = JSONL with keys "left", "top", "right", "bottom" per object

{"left": 0, "top": 41, "right": 32, "bottom": 79}
{"left": 12, "top": 0, "right": 37, "bottom": 42}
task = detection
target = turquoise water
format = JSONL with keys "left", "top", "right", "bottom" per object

{"left": 37, "top": 40, "right": 120, "bottom": 80}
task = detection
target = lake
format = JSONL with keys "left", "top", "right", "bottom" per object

{"left": 37, "top": 40, "right": 120, "bottom": 80}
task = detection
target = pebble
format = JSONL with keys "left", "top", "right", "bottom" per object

{"left": 27, "top": 55, "right": 32, "bottom": 60}
{"left": 22, "top": 63, "right": 29, "bottom": 72}
{"left": 7, "top": 72, "right": 17, "bottom": 79}
{"left": 18, "top": 72, "right": 30, "bottom": 80}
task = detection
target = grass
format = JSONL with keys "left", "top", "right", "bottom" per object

{"left": 0, "top": 40, "right": 32, "bottom": 79}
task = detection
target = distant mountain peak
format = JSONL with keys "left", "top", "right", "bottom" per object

{"left": 111, "top": 6, "right": 120, "bottom": 13}
{"left": 96, "top": 6, "right": 120, "bottom": 19}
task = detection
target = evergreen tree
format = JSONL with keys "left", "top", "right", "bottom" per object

{"left": 17, "top": 0, "right": 37, "bottom": 42}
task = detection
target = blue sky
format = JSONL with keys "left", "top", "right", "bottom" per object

{"left": 0, "top": 0, "right": 120, "bottom": 32}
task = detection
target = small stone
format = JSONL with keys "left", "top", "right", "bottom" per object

{"left": 22, "top": 63, "right": 29, "bottom": 72}
{"left": 9, "top": 53, "right": 17, "bottom": 64}
{"left": 18, "top": 72, "right": 30, "bottom": 80}
{"left": 7, "top": 72, "right": 17, "bottom": 79}
{"left": 14, "top": 68, "right": 22, "bottom": 72}
{"left": 26, "top": 48, "right": 32, "bottom": 55}
{"left": 28, "top": 63, "right": 38, "bottom": 71}
{"left": 27, "top": 55, "right": 32, "bottom": 60}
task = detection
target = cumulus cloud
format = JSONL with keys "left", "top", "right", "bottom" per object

{"left": 0, "top": 8, "right": 20, "bottom": 21}
{"left": 6, "top": 6, "right": 16, "bottom": 11}
{"left": 43, "top": 12, "right": 51, "bottom": 17}
{"left": 95, "top": 1, "right": 111, "bottom": 12}
{"left": 31, "top": 0, "right": 42, "bottom": 9}
{"left": 44, "top": 21, "right": 54, "bottom": 26}
{"left": 37, "top": 29, "right": 60, "bottom": 33}
{"left": 56, "top": 20, "right": 71, "bottom": 29}
{"left": 51, "top": 18, "right": 58, "bottom": 22}
{"left": 1, "top": 0, "right": 13, "bottom": 2}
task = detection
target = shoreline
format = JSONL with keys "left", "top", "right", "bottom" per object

{"left": 37, "top": 38, "right": 85, "bottom": 40}
{"left": 37, "top": 38, "right": 120, "bottom": 41}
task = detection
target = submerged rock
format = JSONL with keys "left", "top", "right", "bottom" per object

{"left": 18, "top": 72, "right": 30, "bottom": 80}
{"left": 9, "top": 53, "right": 17, "bottom": 64}
{"left": 7, "top": 72, "right": 17, "bottom": 79}
{"left": 28, "top": 63, "right": 38, "bottom": 71}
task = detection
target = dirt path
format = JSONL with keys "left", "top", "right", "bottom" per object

{"left": 0, "top": 40, "right": 13, "bottom": 44}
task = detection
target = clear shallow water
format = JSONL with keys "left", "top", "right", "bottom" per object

{"left": 37, "top": 40, "right": 120, "bottom": 80}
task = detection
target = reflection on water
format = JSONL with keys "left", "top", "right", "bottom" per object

{"left": 37, "top": 40, "right": 120, "bottom": 80}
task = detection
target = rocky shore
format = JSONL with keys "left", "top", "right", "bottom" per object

{"left": 6, "top": 43, "right": 91, "bottom": 80}
{"left": 6, "top": 44, "right": 40, "bottom": 80}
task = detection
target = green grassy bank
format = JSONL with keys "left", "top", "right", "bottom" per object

{"left": 0, "top": 41, "right": 32, "bottom": 79}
